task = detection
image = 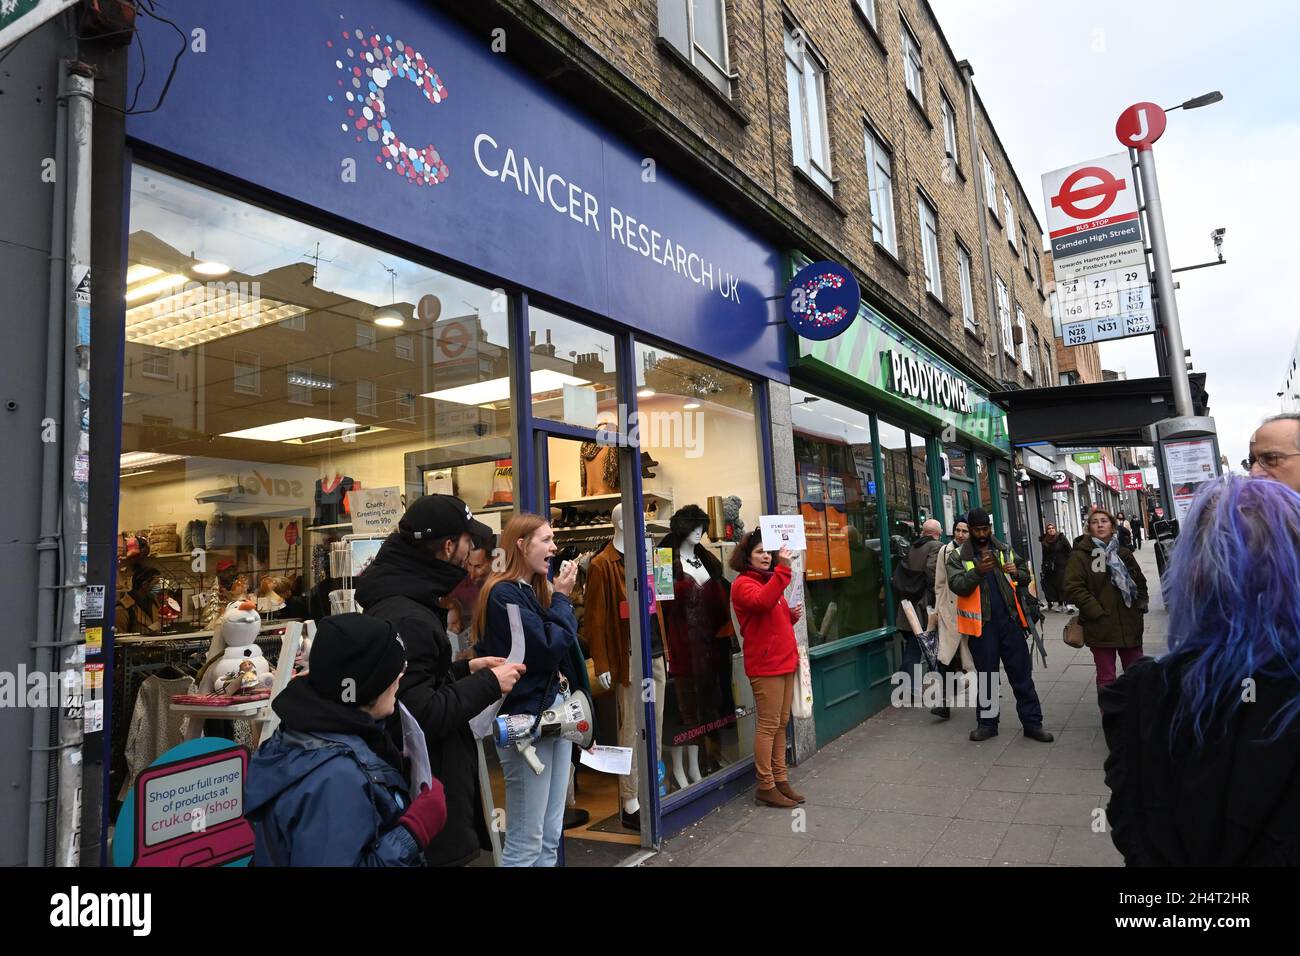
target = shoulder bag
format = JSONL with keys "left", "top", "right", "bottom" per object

{"left": 1063, "top": 613, "right": 1085, "bottom": 648}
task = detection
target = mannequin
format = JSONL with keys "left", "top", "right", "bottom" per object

{"left": 659, "top": 504, "right": 731, "bottom": 790}
{"left": 586, "top": 505, "right": 667, "bottom": 828}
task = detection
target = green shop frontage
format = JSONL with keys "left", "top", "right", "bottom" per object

{"left": 783, "top": 259, "right": 1012, "bottom": 748}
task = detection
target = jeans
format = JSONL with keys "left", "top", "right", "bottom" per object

{"left": 497, "top": 694, "right": 572, "bottom": 867}
{"left": 1091, "top": 646, "right": 1143, "bottom": 689}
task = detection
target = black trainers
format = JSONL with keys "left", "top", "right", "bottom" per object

{"left": 969, "top": 725, "right": 998, "bottom": 742}
{"left": 1023, "top": 725, "right": 1054, "bottom": 743}
{"left": 930, "top": 707, "right": 951, "bottom": 720}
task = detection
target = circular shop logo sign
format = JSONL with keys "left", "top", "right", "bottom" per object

{"left": 785, "top": 260, "right": 861, "bottom": 341}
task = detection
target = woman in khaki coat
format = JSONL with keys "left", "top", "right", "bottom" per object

{"left": 930, "top": 516, "right": 975, "bottom": 718}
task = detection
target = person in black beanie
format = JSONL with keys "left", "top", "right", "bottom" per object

{"left": 246, "top": 613, "right": 447, "bottom": 866}
{"left": 356, "top": 494, "right": 526, "bottom": 866}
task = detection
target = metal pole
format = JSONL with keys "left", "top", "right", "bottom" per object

{"left": 1135, "top": 148, "right": 1195, "bottom": 418}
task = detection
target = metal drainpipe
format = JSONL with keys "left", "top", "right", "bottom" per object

{"left": 56, "top": 63, "right": 95, "bottom": 867}
{"left": 29, "top": 61, "right": 71, "bottom": 868}
{"left": 959, "top": 61, "right": 1003, "bottom": 383}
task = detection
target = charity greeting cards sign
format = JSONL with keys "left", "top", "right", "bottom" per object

{"left": 760, "top": 515, "right": 807, "bottom": 552}
{"left": 347, "top": 486, "right": 403, "bottom": 534}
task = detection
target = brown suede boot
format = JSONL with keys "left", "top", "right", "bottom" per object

{"left": 755, "top": 786, "right": 797, "bottom": 808}
{"left": 775, "top": 780, "right": 805, "bottom": 804}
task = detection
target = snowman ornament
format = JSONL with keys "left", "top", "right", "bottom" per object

{"left": 201, "top": 599, "right": 274, "bottom": 694}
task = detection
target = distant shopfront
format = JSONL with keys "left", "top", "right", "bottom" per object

{"left": 783, "top": 254, "right": 1011, "bottom": 747}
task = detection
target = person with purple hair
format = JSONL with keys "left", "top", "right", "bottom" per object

{"left": 1101, "top": 476, "right": 1300, "bottom": 865}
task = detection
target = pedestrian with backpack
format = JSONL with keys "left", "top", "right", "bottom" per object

{"left": 893, "top": 519, "right": 943, "bottom": 701}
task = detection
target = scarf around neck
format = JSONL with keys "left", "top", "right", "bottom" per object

{"left": 1091, "top": 535, "right": 1135, "bottom": 608}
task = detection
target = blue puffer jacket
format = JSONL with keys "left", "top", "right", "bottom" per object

{"left": 246, "top": 729, "right": 422, "bottom": 867}
{"left": 475, "top": 581, "right": 587, "bottom": 719}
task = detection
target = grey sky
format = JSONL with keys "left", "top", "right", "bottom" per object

{"left": 931, "top": 0, "right": 1300, "bottom": 471}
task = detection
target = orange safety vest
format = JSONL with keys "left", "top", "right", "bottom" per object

{"left": 955, "top": 550, "right": 1028, "bottom": 638}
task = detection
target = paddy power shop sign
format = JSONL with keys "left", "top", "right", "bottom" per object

{"left": 790, "top": 258, "right": 1009, "bottom": 452}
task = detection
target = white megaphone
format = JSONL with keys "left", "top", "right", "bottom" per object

{"left": 494, "top": 691, "right": 595, "bottom": 775}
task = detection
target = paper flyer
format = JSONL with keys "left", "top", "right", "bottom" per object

{"left": 468, "top": 603, "right": 525, "bottom": 739}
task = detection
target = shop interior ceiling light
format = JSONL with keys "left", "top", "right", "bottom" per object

{"left": 125, "top": 293, "right": 309, "bottom": 350}
{"left": 220, "top": 417, "right": 365, "bottom": 443}
{"left": 285, "top": 372, "right": 336, "bottom": 390}
{"left": 119, "top": 451, "right": 188, "bottom": 470}
{"left": 422, "top": 369, "right": 588, "bottom": 407}
{"left": 191, "top": 261, "right": 232, "bottom": 277}
{"left": 125, "top": 264, "right": 164, "bottom": 285}
{"left": 283, "top": 425, "right": 389, "bottom": 445}
{"left": 683, "top": 401, "right": 701, "bottom": 410}
{"left": 637, "top": 388, "right": 656, "bottom": 398}
{"left": 125, "top": 271, "right": 189, "bottom": 303}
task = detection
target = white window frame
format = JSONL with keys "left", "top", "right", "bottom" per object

{"left": 356, "top": 322, "right": 377, "bottom": 351}
{"left": 287, "top": 364, "right": 314, "bottom": 406}
{"left": 396, "top": 388, "right": 416, "bottom": 422}
{"left": 394, "top": 334, "right": 414, "bottom": 361}
{"left": 659, "top": 0, "right": 735, "bottom": 96}
{"left": 233, "top": 350, "right": 261, "bottom": 396}
{"left": 855, "top": 0, "right": 877, "bottom": 30}
{"left": 918, "top": 193, "right": 942, "bottom": 300}
{"left": 1032, "top": 251, "right": 1042, "bottom": 289}
{"left": 957, "top": 241, "right": 976, "bottom": 331}
{"left": 785, "top": 25, "right": 833, "bottom": 194}
{"left": 982, "top": 150, "right": 998, "bottom": 216}
{"left": 356, "top": 380, "right": 378, "bottom": 418}
{"left": 864, "top": 126, "right": 896, "bottom": 253}
{"left": 140, "top": 347, "right": 172, "bottom": 381}
{"left": 1004, "top": 191, "right": 1016, "bottom": 246}
{"left": 940, "top": 90, "right": 958, "bottom": 160}
{"left": 900, "top": 17, "right": 924, "bottom": 105}
{"left": 1017, "top": 305, "right": 1031, "bottom": 370}
{"left": 996, "top": 276, "right": 1014, "bottom": 358}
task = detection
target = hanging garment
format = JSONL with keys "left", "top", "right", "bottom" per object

{"left": 314, "top": 475, "right": 356, "bottom": 526}
{"left": 120, "top": 673, "right": 196, "bottom": 799}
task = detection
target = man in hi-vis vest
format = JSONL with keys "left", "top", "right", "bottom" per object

{"left": 944, "top": 508, "right": 1054, "bottom": 743}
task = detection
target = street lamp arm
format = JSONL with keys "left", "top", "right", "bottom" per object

{"left": 1170, "top": 259, "right": 1228, "bottom": 275}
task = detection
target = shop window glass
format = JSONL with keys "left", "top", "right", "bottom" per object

{"left": 116, "top": 166, "right": 518, "bottom": 800}
{"left": 633, "top": 341, "right": 760, "bottom": 798}
{"left": 527, "top": 308, "right": 616, "bottom": 430}
{"left": 791, "top": 389, "right": 886, "bottom": 644}
{"left": 879, "top": 420, "right": 920, "bottom": 543}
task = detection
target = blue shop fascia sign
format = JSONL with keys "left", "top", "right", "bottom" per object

{"left": 127, "top": 0, "right": 787, "bottom": 382}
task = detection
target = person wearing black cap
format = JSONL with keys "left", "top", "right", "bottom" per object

{"left": 356, "top": 494, "right": 526, "bottom": 867}
{"left": 246, "top": 613, "right": 447, "bottom": 866}
{"left": 944, "top": 508, "right": 1054, "bottom": 743}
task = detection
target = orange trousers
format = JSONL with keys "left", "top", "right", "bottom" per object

{"left": 749, "top": 673, "right": 795, "bottom": 790}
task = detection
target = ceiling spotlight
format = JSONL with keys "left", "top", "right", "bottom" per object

{"left": 373, "top": 308, "right": 405, "bottom": 328}
{"left": 637, "top": 388, "right": 656, "bottom": 398}
{"left": 191, "top": 261, "right": 231, "bottom": 277}
{"left": 683, "top": 400, "right": 701, "bottom": 410}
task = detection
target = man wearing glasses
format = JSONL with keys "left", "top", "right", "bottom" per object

{"left": 1244, "top": 413, "right": 1300, "bottom": 493}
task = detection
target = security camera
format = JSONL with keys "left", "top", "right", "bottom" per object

{"left": 1211, "top": 227, "right": 1226, "bottom": 261}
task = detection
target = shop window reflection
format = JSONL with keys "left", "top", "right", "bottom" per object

{"left": 791, "top": 389, "right": 886, "bottom": 645}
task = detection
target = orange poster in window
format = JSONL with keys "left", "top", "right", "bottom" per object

{"left": 825, "top": 476, "right": 851, "bottom": 579}
{"left": 799, "top": 471, "right": 830, "bottom": 581}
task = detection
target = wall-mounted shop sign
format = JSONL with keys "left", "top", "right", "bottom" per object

{"left": 785, "top": 260, "right": 861, "bottom": 340}
{"left": 790, "top": 253, "right": 1008, "bottom": 451}
{"left": 127, "top": 0, "right": 786, "bottom": 381}
{"left": 1073, "top": 451, "right": 1101, "bottom": 465}
{"left": 883, "top": 350, "right": 975, "bottom": 414}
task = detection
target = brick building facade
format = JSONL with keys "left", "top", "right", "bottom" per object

{"left": 474, "top": 0, "right": 1054, "bottom": 390}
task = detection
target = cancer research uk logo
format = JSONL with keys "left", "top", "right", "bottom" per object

{"left": 329, "top": 26, "right": 450, "bottom": 186}
{"left": 785, "top": 260, "right": 861, "bottom": 341}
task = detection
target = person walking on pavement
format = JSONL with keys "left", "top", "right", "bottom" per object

{"left": 930, "top": 516, "right": 975, "bottom": 720}
{"left": 893, "top": 518, "right": 943, "bottom": 699}
{"left": 1114, "top": 512, "right": 1134, "bottom": 551}
{"left": 730, "top": 531, "right": 804, "bottom": 808}
{"left": 1038, "top": 522, "right": 1072, "bottom": 612}
{"left": 1063, "top": 507, "right": 1147, "bottom": 694}
{"left": 1102, "top": 476, "right": 1300, "bottom": 865}
{"left": 356, "top": 494, "right": 526, "bottom": 867}
{"left": 945, "top": 508, "right": 1053, "bottom": 743}
{"left": 1246, "top": 412, "right": 1300, "bottom": 493}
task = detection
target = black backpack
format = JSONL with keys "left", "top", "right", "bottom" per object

{"left": 891, "top": 543, "right": 929, "bottom": 602}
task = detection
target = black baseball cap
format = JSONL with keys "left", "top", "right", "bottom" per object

{"left": 399, "top": 494, "right": 495, "bottom": 550}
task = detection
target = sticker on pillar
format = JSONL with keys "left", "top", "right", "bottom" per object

{"left": 785, "top": 260, "right": 860, "bottom": 340}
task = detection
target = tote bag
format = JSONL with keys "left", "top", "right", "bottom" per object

{"left": 792, "top": 645, "right": 815, "bottom": 720}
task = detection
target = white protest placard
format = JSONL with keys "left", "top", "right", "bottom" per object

{"left": 468, "top": 603, "right": 526, "bottom": 739}
{"left": 347, "top": 486, "right": 403, "bottom": 534}
{"left": 759, "top": 515, "right": 806, "bottom": 552}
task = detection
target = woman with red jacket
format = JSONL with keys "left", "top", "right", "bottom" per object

{"left": 730, "top": 530, "right": 804, "bottom": 808}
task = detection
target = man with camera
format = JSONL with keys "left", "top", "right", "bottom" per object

{"left": 945, "top": 508, "right": 1053, "bottom": 744}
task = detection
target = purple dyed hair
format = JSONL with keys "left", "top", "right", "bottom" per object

{"left": 1163, "top": 476, "right": 1300, "bottom": 748}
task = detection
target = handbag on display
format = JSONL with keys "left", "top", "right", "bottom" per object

{"left": 1063, "top": 614, "right": 1085, "bottom": 648}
